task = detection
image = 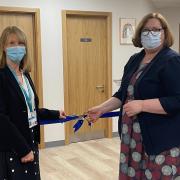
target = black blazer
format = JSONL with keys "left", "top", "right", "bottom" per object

{"left": 0, "top": 66, "right": 59, "bottom": 158}
{"left": 113, "top": 47, "right": 180, "bottom": 155}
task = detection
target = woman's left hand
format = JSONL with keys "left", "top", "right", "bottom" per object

{"left": 123, "top": 100, "right": 143, "bottom": 117}
{"left": 59, "top": 110, "right": 66, "bottom": 119}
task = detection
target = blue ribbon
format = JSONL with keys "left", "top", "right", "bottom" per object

{"left": 40, "top": 111, "right": 120, "bottom": 132}
{"left": 73, "top": 119, "right": 84, "bottom": 132}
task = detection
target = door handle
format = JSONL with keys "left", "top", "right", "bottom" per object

{"left": 96, "top": 85, "right": 104, "bottom": 92}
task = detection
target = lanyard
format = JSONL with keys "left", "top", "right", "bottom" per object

{"left": 9, "top": 67, "right": 33, "bottom": 112}
{"left": 20, "top": 77, "right": 33, "bottom": 112}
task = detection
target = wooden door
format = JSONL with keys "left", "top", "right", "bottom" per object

{"left": 0, "top": 12, "right": 36, "bottom": 78}
{"left": 62, "top": 11, "right": 112, "bottom": 144}
{"left": 0, "top": 7, "right": 44, "bottom": 148}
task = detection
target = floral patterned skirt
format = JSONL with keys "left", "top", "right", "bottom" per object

{"left": 119, "top": 113, "right": 180, "bottom": 180}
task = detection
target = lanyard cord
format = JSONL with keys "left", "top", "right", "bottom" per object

{"left": 9, "top": 67, "right": 33, "bottom": 112}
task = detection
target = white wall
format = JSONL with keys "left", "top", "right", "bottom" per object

{"left": 0, "top": 0, "right": 155, "bottom": 142}
{"left": 157, "top": 7, "right": 180, "bottom": 52}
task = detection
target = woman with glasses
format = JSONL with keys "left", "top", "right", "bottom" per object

{"left": 88, "top": 12, "right": 180, "bottom": 179}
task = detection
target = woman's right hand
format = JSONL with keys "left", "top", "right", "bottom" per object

{"left": 87, "top": 106, "right": 103, "bottom": 123}
{"left": 21, "top": 150, "right": 34, "bottom": 163}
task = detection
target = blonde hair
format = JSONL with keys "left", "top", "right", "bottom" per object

{"left": 0, "top": 26, "right": 30, "bottom": 71}
{"left": 132, "top": 12, "right": 174, "bottom": 48}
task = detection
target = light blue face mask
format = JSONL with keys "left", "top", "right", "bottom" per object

{"left": 141, "top": 32, "right": 161, "bottom": 49}
{"left": 6, "top": 46, "right": 26, "bottom": 64}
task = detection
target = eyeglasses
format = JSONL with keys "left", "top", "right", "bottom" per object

{"left": 141, "top": 28, "right": 163, "bottom": 36}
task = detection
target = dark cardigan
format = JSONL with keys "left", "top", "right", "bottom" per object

{"left": 0, "top": 66, "right": 59, "bottom": 157}
{"left": 113, "top": 47, "right": 180, "bottom": 155}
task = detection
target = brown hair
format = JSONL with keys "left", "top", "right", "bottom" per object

{"left": 132, "top": 12, "right": 174, "bottom": 48}
{"left": 0, "top": 26, "right": 30, "bottom": 71}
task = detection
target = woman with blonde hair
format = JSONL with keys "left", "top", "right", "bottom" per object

{"left": 88, "top": 13, "right": 180, "bottom": 179}
{"left": 0, "top": 26, "right": 65, "bottom": 180}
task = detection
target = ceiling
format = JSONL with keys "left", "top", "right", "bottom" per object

{"left": 150, "top": 0, "right": 180, "bottom": 8}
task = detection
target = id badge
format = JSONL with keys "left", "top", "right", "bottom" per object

{"left": 29, "top": 115, "right": 38, "bottom": 128}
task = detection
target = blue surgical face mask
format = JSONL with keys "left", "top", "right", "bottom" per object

{"left": 6, "top": 46, "right": 26, "bottom": 64}
{"left": 141, "top": 32, "right": 161, "bottom": 49}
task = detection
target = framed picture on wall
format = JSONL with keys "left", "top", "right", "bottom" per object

{"left": 120, "top": 18, "right": 136, "bottom": 45}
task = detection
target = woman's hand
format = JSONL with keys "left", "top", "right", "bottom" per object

{"left": 21, "top": 151, "right": 34, "bottom": 163}
{"left": 87, "top": 106, "right": 103, "bottom": 123}
{"left": 59, "top": 110, "right": 66, "bottom": 119}
{"left": 123, "top": 100, "right": 143, "bottom": 117}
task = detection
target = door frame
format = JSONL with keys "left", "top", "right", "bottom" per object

{"left": 179, "top": 24, "right": 180, "bottom": 53}
{"left": 0, "top": 6, "right": 45, "bottom": 148}
{"left": 62, "top": 10, "right": 112, "bottom": 145}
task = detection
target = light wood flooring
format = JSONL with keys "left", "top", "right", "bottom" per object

{"left": 40, "top": 137, "right": 120, "bottom": 180}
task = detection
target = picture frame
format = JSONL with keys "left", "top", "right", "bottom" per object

{"left": 120, "top": 18, "right": 136, "bottom": 45}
